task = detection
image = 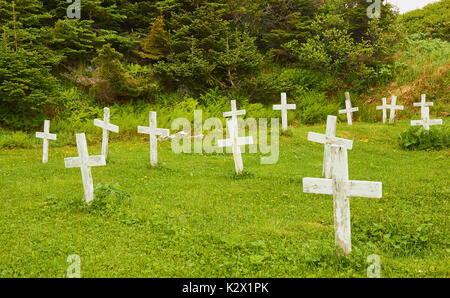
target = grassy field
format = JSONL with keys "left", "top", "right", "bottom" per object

{"left": 0, "top": 120, "right": 448, "bottom": 278}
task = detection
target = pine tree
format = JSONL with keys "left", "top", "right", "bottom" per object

{"left": 137, "top": 15, "right": 169, "bottom": 61}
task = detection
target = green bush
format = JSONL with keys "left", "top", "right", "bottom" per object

{"left": 0, "top": 47, "right": 61, "bottom": 129}
{"left": 399, "top": 126, "right": 449, "bottom": 151}
{"left": 91, "top": 183, "right": 131, "bottom": 216}
{"left": 296, "top": 91, "right": 339, "bottom": 124}
{"left": 0, "top": 131, "right": 34, "bottom": 149}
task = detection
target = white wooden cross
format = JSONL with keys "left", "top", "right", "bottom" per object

{"left": 339, "top": 92, "right": 359, "bottom": 125}
{"left": 411, "top": 94, "right": 442, "bottom": 130}
{"left": 218, "top": 119, "right": 253, "bottom": 174}
{"left": 94, "top": 107, "right": 119, "bottom": 159}
{"left": 308, "top": 115, "right": 353, "bottom": 179}
{"left": 413, "top": 94, "right": 434, "bottom": 114}
{"left": 273, "top": 92, "right": 296, "bottom": 131}
{"left": 303, "top": 145, "right": 382, "bottom": 255}
{"left": 64, "top": 133, "right": 106, "bottom": 205}
{"left": 376, "top": 98, "right": 388, "bottom": 124}
{"left": 411, "top": 106, "right": 442, "bottom": 130}
{"left": 377, "top": 96, "right": 404, "bottom": 124}
{"left": 138, "top": 111, "right": 169, "bottom": 166}
{"left": 36, "top": 120, "right": 57, "bottom": 164}
{"left": 224, "top": 100, "right": 246, "bottom": 128}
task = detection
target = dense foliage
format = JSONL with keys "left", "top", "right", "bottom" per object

{"left": 399, "top": 126, "right": 449, "bottom": 151}
{"left": 0, "top": 0, "right": 446, "bottom": 130}
{"left": 400, "top": 0, "right": 450, "bottom": 41}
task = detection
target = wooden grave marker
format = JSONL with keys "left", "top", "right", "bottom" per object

{"left": 138, "top": 111, "right": 169, "bottom": 166}
{"left": 64, "top": 133, "right": 106, "bottom": 205}
{"left": 339, "top": 92, "right": 359, "bottom": 125}
{"left": 303, "top": 145, "right": 382, "bottom": 255}
{"left": 94, "top": 107, "right": 119, "bottom": 159}
{"left": 308, "top": 115, "right": 353, "bottom": 178}
{"left": 273, "top": 92, "right": 296, "bottom": 131}
{"left": 36, "top": 120, "right": 57, "bottom": 163}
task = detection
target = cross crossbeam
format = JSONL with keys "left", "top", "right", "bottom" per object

{"left": 64, "top": 133, "right": 106, "bottom": 204}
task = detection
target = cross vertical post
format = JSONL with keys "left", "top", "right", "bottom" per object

{"left": 376, "top": 98, "right": 388, "bottom": 123}
{"left": 331, "top": 146, "right": 351, "bottom": 254}
{"left": 36, "top": 120, "right": 57, "bottom": 163}
{"left": 218, "top": 119, "right": 253, "bottom": 174}
{"left": 223, "top": 100, "right": 246, "bottom": 129}
{"left": 388, "top": 96, "right": 404, "bottom": 124}
{"left": 339, "top": 92, "right": 359, "bottom": 125}
{"left": 138, "top": 111, "right": 169, "bottom": 166}
{"left": 307, "top": 115, "right": 353, "bottom": 178}
{"left": 413, "top": 94, "right": 433, "bottom": 115}
{"left": 94, "top": 107, "right": 119, "bottom": 159}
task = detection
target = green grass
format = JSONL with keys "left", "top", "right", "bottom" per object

{"left": 0, "top": 120, "right": 448, "bottom": 277}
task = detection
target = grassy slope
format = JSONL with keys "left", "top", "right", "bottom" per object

{"left": 0, "top": 121, "right": 448, "bottom": 277}
{"left": 359, "top": 36, "right": 449, "bottom": 121}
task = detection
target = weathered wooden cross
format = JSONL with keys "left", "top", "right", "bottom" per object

{"left": 273, "top": 92, "right": 296, "bottom": 131}
{"left": 64, "top": 133, "right": 106, "bottom": 205}
{"left": 303, "top": 145, "right": 382, "bottom": 255}
{"left": 94, "top": 107, "right": 119, "bottom": 159}
{"left": 218, "top": 119, "right": 253, "bottom": 174}
{"left": 36, "top": 120, "right": 57, "bottom": 163}
{"left": 224, "top": 100, "right": 246, "bottom": 129}
{"left": 138, "top": 111, "right": 169, "bottom": 166}
{"left": 308, "top": 115, "right": 353, "bottom": 178}
{"left": 376, "top": 96, "right": 404, "bottom": 124}
{"left": 339, "top": 92, "right": 359, "bottom": 125}
{"left": 411, "top": 106, "right": 442, "bottom": 130}
{"left": 410, "top": 94, "right": 442, "bottom": 130}
{"left": 413, "top": 94, "right": 434, "bottom": 114}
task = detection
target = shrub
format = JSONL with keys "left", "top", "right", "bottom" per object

{"left": 0, "top": 47, "right": 61, "bottom": 129}
{"left": 0, "top": 131, "right": 34, "bottom": 149}
{"left": 91, "top": 183, "right": 131, "bottom": 216}
{"left": 399, "top": 126, "right": 449, "bottom": 151}
{"left": 296, "top": 91, "right": 339, "bottom": 124}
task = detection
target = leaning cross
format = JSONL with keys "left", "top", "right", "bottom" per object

{"left": 411, "top": 106, "right": 442, "bottom": 130}
{"left": 218, "top": 119, "right": 253, "bottom": 174}
{"left": 94, "top": 107, "right": 119, "bottom": 159}
{"left": 308, "top": 115, "right": 353, "bottom": 178}
{"left": 339, "top": 92, "right": 359, "bottom": 125}
{"left": 273, "top": 92, "right": 296, "bottom": 131}
{"left": 36, "top": 120, "right": 57, "bottom": 163}
{"left": 64, "top": 133, "right": 106, "bottom": 205}
{"left": 138, "top": 111, "right": 169, "bottom": 166}
{"left": 303, "top": 145, "right": 382, "bottom": 255}
{"left": 377, "top": 96, "right": 404, "bottom": 124}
